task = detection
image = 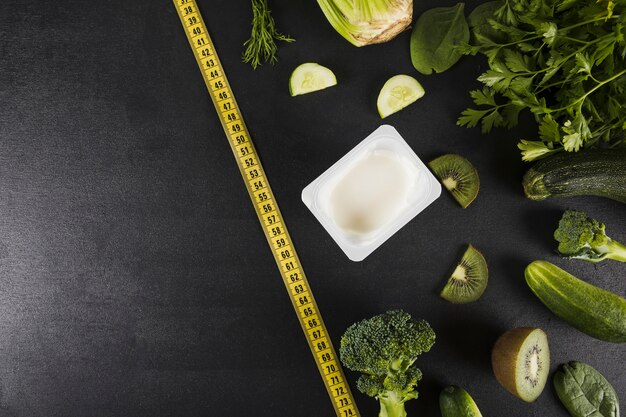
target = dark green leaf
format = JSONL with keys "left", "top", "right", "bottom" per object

{"left": 477, "top": 69, "right": 507, "bottom": 87}
{"left": 615, "top": 22, "right": 624, "bottom": 44}
{"left": 523, "top": 94, "right": 549, "bottom": 114}
{"left": 545, "top": 49, "right": 564, "bottom": 68}
{"left": 456, "top": 41, "right": 480, "bottom": 55}
{"left": 410, "top": 3, "right": 470, "bottom": 75}
{"left": 483, "top": 46, "right": 501, "bottom": 63}
{"left": 457, "top": 108, "right": 491, "bottom": 128}
{"left": 594, "top": 36, "right": 616, "bottom": 65}
{"left": 607, "top": 95, "right": 622, "bottom": 119}
{"left": 481, "top": 109, "right": 505, "bottom": 132}
{"left": 472, "top": 31, "right": 500, "bottom": 50}
{"left": 468, "top": 1, "right": 500, "bottom": 27}
{"left": 538, "top": 114, "right": 561, "bottom": 142}
{"left": 553, "top": 362, "right": 619, "bottom": 417}
{"left": 539, "top": 65, "right": 560, "bottom": 85}
{"left": 489, "top": 57, "right": 509, "bottom": 73}
{"left": 468, "top": 1, "right": 506, "bottom": 43}
{"left": 518, "top": 139, "right": 558, "bottom": 161}
{"left": 577, "top": 3, "right": 610, "bottom": 20}
{"left": 510, "top": 76, "right": 532, "bottom": 94}
{"left": 575, "top": 52, "right": 593, "bottom": 74}
{"left": 503, "top": 89, "right": 532, "bottom": 107}
{"left": 478, "top": 67, "right": 517, "bottom": 91}
{"left": 502, "top": 103, "right": 524, "bottom": 127}
{"left": 503, "top": 49, "right": 530, "bottom": 72}
{"left": 518, "top": 42, "right": 539, "bottom": 52}
{"left": 572, "top": 110, "right": 592, "bottom": 140}
{"left": 488, "top": 18, "right": 527, "bottom": 37}
{"left": 539, "top": 22, "right": 558, "bottom": 46}
{"left": 557, "top": 0, "right": 581, "bottom": 12}
{"left": 469, "top": 88, "right": 497, "bottom": 106}
{"left": 494, "top": 1, "right": 519, "bottom": 26}
{"left": 555, "top": 79, "right": 585, "bottom": 99}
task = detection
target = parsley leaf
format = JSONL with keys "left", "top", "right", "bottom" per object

{"left": 459, "top": 0, "right": 626, "bottom": 160}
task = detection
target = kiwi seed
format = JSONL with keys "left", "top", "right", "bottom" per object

{"left": 491, "top": 327, "right": 550, "bottom": 402}
{"left": 428, "top": 154, "right": 480, "bottom": 208}
{"left": 440, "top": 244, "right": 488, "bottom": 304}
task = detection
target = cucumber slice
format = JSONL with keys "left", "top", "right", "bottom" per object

{"left": 289, "top": 63, "right": 337, "bottom": 96}
{"left": 377, "top": 74, "right": 425, "bottom": 118}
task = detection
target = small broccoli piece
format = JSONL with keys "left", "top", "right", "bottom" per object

{"left": 554, "top": 210, "right": 626, "bottom": 263}
{"left": 339, "top": 310, "right": 435, "bottom": 417}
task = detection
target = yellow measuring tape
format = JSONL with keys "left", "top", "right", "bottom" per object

{"left": 173, "top": 2, "right": 360, "bottom": 416}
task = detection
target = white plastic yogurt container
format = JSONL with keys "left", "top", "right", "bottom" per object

{"left": 302, "top": 125, "right": 441, "bottom": 261}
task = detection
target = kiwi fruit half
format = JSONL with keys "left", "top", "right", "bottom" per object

{"left": 428, "top": 154, "right": 480, "bottom": 208}
{"left": 492, "top": 327, "right": 550, "bottom": 402}
{"left": 440, "top": 245, "right": 488, "bottom": 303}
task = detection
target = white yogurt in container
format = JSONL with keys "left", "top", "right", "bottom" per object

{"left": 302, "top": 125, "right": 441, "bottom": 261}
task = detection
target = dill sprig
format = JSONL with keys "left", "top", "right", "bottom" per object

{"left": 242, "top": 0, "right": 294, "bottom": 69}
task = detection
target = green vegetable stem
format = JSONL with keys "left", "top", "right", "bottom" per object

{"left": 242, "top": 0, "right": 294, "bottom": 69}
{"left": 316, "top": 0, "right": 413, "bottom": 47}
{"left": 339, "top": 310, "right": 436, "bottom": 417}
{"left": 457, "top": 0, "right": 626, "bottom": 161}
{"left": 555, "top": 210, "right": 626, "bottom": 263}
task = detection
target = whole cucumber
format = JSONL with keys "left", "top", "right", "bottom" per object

{"left": 523, "top": 149, "right": 626, "bottom": 204}
{"left": 525, "top": 261, "right": 626, "bottom": 343}
{"left": 440, "top": 386, "right": 483, "bottom": 417}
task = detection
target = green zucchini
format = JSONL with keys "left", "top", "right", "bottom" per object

{"left": 522, "top": 149, "right": 626, "bottom": 204}
{"left": 525, "top": 261, "right": 626, "bottom": 343}
{"left": 440, "top": 386, "right": 483, "bottom": 417}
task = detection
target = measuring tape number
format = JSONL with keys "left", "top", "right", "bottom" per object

{"left": 173, "top": 2, "right": 360, "bottom": 416}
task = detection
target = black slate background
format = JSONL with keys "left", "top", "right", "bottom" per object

{"left": 0, "top": 1, "right": 624, "bottom": 416}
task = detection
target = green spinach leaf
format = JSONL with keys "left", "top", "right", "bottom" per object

{"left": 467, "top": 1, "right": 505, "bottom": 44}
{"left": 554, "top": 362, "right": 620, "bottom": 417}
{"left": 410, "top": 3, "right": 470, "bottom": 75}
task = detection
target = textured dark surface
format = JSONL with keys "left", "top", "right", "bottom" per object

{"left": 0, "top": 1, "right": 624, "bottom": 416}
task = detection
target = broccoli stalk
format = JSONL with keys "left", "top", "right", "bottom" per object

{"left": 554, "top": 210, "right": 626, "bottom": 263}
{"left": 379, "top": 392, "right": 410, "bottom": 417}
{"left": 339, "top": 310, "right": 436, "bottom": 417}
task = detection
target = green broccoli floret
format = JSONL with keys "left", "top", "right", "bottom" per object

{"left": 339, "top": 310, "right": 435, "bottom": 417}
{"left": 554, "top": 210, "right": 626, "bottom": 263}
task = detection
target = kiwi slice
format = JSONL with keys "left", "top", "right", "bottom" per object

{"left": 440, "top": 245, "right": 488, "bottom": 304}
{"left": 492, "top": 327, "right": 550, "bottom": 402}
{"left": 428, "top": 154, "right": 479, "bottom": 208}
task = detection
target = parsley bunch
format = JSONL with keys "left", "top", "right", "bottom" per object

{"left": 458, "top": 0, "right": 626, "bottom": 161}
